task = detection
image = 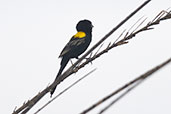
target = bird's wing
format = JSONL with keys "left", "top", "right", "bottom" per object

{"left": 59, "top": 36, "right": 86, "bottom": 57}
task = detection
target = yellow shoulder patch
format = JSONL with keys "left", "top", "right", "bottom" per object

{"left": 74, "top": 31, "right": 86, "bottom": 38}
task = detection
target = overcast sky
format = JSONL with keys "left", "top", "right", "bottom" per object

{"left": 0, "top": 0, "right": 171, "bottom": 114}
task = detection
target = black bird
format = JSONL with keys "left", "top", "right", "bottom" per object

{"left": 50, "top": 19, "right": 93, "bottom": 96}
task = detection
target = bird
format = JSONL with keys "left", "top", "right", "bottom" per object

{"left": 50, "top": 19, "right": 93, "bottom": 96}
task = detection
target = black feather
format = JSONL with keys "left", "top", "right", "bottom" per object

{"left": 50, "top": 56, "right": 70, "bottom": 96}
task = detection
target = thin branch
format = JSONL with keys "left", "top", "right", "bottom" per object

{"left": 131, "top": 17, "right": 147, "bottom": 34}
{"left": 80, "top": 57, "right": 171, "bottom": 114}
{"left": 34, "top": 68, "right": 96, "bottom": 114}
{"left": 128, "top": 15, "right": 145, "bottom": 32}
{"left": 12, "top": 1, "right": 151, "bottom": 113}
{"left": 93, "top": 43, "right": 104, "bottom": 57}
{"left": 113, "top": 29, "right": 126, "bottom": 44}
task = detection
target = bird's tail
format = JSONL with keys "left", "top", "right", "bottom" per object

{"left": 50, "top": 57, "right": 69, "bottom": 96}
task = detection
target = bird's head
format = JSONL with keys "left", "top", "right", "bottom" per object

{"left": 76, "top": 19, "right": 93, "bottom": 33}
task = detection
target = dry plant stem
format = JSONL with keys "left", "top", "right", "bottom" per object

{"left": 128, "top": 16, "right": 145, "bottom": 32}
{"left": 12, "top": 1, "right": 151, "bottom": 113}
{"left": 80, "top": 57, "right": 171, "bottom": 114}
{"left": 34, "top": 69, "right": 96, "bottom": 114}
